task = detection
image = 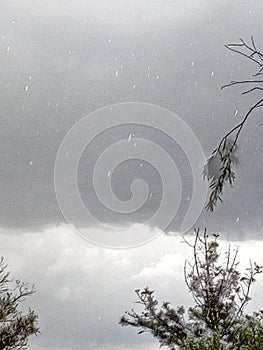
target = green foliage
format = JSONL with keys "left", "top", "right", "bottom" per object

{"left": 120, "top": 288, "right": 187, "bottom": 349}
{"left": 120, "top": 230, "right": 262, "bottom": 349}
{"left": 0, "top": 257, "right": 39, "bottom": 349}
{"left": 231, "top": 312, "right": 263, "bottom": 350}
{"left": 184, "top": 230, "right": 262, "bottom": 340}
{"left": 179, "top": 332, "right": 224, "bottom": 350}
{"left": 179, "top": 314, "right": 263, "bottom": 350}
{"left": 120, "top": 37, "right": 263, "bottom": 348}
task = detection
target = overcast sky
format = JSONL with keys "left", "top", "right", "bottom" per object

{"left": 1, "top": 1, "right": 263, "bottom": 349}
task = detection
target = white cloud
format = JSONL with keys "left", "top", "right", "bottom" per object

{"left": 0, "top": 225, "right": 183, "bottom": 349}
{"left": 133, "top": 252, "right": 186, "bottom": 279}
{"left": 1, "top": 226, "right": 263, "bottom": 349}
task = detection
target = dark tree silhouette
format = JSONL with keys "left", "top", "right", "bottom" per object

{"left": 120, "top": 38, "right": 263, "bottom": 350}
{"left": 205, "top": 37, "right": 263, "bottom": 211}
{"left": 120, "top": 229, "right": 262, "bottom": 349}
{"left": 0, "top": 257, "right": 39, "bottom": 349}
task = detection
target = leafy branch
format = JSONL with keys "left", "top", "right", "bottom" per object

{"left": 120, "top": 230, "right": 262, "bottom": 349}
{"left": 205, "top": 37, "right": 263, "bottom": 211}
{"left": 0, "top": 257, "right": 39, "bottom": 350}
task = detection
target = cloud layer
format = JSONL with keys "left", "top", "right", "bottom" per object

{"left": 0, "top": 0, "right": 263, "bottom": 236}
{"left": 1, "top": 225, "right": 263, "bottom": 349}
{"left": 1, "top": 1, "right": 263, "bottom": 349}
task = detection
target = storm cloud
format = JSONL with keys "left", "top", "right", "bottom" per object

{"left": 1, "top": 1, "right": 263, "bottom": 349}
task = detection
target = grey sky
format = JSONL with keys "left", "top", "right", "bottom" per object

{"left": 1, "top": 0, "right": 263, "bottom": 235}
{"left": 0, "top": 0, "right": 263, "bottom": 234}
{"left": 1, "top": 1, "right": 263, "bottom": 349}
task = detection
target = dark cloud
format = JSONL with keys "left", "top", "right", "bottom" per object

{"left": 0, "top": 1, "right": 263, "bottom": 238}
{"left": 1, "top": 2, "right": 263, "bottom": 349}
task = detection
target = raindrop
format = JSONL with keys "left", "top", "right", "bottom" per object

{"left": 107, "top": 170, "right": 111, "bottom": 178}
{"left": 191, "top": 61, "right": 195, "bottom": 66}
{"left": 132, "top": 84, "right": 136, "bottom": 89}
{"left": 127, "top": 133, "right": 132, "bottom": 143}
{"left": 156, "top": 75, "right": 160, "bottom": 80}
{"left": 7, "top": 46, "right": 10, "bottom": 52}
{"left": 115, "top": 70, "right": 118, "bottom": 77}
{"left": 29, "top": 160, "right": 33, "bottom": 165}
{"left": 25, "top": 86, "right": 29, "bottom": 92}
